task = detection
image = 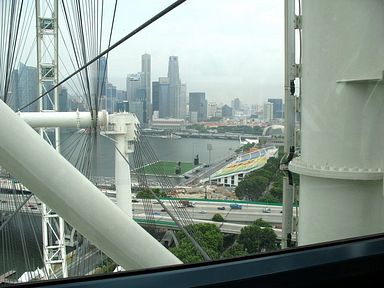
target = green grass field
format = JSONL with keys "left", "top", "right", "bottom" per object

{"left": 137, "top": 161, "right": 195, "bottom": 176}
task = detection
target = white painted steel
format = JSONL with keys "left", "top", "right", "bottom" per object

{"left": 102, "top": 113, "right": 139, "bottom": 217}
{"left": 0, "top": 100, "right": 182, "bottom": 269}
{"left": 282, "top": 0, "right": 296, "bottom": 249}
{"left": 18, "top": 110, "right": 108, "bottom": 129}
{"left": 290, "top": 0, "right": 384, "bottom": 245}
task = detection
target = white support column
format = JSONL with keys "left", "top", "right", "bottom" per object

{"left": 36, "top": 0, "right": 67, "bottom": 278}
{"left": 115, "top": 134, "right": 132, "bottom": 217}
{"left": 289, "top": 0, "right": 384, "bottom": 245}
{"left": 102, "top": 112, "right": 139, "bottom": 217}
{"left": 0, "top": 99, "right": 182, "bottom": 269}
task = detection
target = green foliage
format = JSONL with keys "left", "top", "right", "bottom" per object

{"left": 96, "top": 257, "right": 117, "bottom": 274}
{"left": 238, "top": 224, "right": 277, "bottom": 254}
{"left": 235, "top": 143, "right": 255, "bottom": 153}
{"left": 257, "top": 194, "right": 279, "bottom": 203}
{"left": 214, "top": 125, "right": 263, "bottom": 135}
{"left": 212, "top": 213, "right": 225, "bottom": 222}
{"left": 253, "top": 218, "right": 272, "bottom": 228}
{"left": 235, "top": 149, "right": 286, "bottom": 202}
{"left": 170, "top": 223, "right": 224, "bottom": 263}
{"left": 136, "top": 188, "right": 167, "bottom": 199}
{"left": 186, "top": 124, "right": 207, "bottom": 132}
{"left": 207, "top": 116, "right": 223, "bottom": 122}
{"left": 235, "top": 173, "right": 269, "bottom": 200}
{"left": 221, "top": 243, "right": 247, "bottom": 259}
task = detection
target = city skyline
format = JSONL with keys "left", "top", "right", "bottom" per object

{"left": 106, "top": 0, "right": 284, "bottom": 106}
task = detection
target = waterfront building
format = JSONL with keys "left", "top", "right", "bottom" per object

{"left": 207, "top": 102, "right": 217, "bottom": 118}
{"left": 126, "top": 73, "right": 142, "bottom": 102}
{"left": 221, "top": 104, "right": 233, "bottom": 118}
{"left": 189, "top": 92, "right": 207, "bottom": 122}
{"left": 98, "top": 57, "right": 108, "bottom": 97}
{"left": 106, "top": 83, "right": 117, "bottom": 113}
{"left": 268, "top": 98, "right": 283, "bottom": 119}
{"left": 18, "top": 63, "right": 38, "bottom": 112}
{"left": 150, "top": 117, "right": 186, "bottom": 131}
{"left": 141, "top": 53, "right": 151, "bottom": 123}
{"left": 263, "top": 102, "right": 273, "bottom": 123}
{"left": 167, "top": 56, "right": 181, "bottom": 119}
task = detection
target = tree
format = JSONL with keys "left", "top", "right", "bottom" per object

{"left": 221, "top": 243, "right": 247, "bottom": 259}
{"left": 257, "top": 194, "right": 279, "bottom": 203}
{"left": 238, "top": 223, "right": 277, "bottom": 254}
{"left": 212, "top": 213, "right": 225, "bottom": 222}
{"left": 235, "top": 175, "right": 268, "bottom": 200}
{"left": 136, "top": 188, "right": 166, "bottom": 199}
{"left": 170, "top": 223, "right": 224, "bottom": 263}
{"left": 253, "top": 218, "right": 272, "bottom": 228}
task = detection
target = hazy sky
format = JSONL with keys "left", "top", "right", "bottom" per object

{"left": 20, "top": 0, "right": 283, "bottom": 107}
{"left": 105, "top": 0, "right": 284, "bottom": 106}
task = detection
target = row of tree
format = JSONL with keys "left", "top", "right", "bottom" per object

{"left": 186, "top": 124, "right": 263, "bottom": 136}
{"left": 170, "top": 220, "right": 278, "bottom": 264}
{"left": 235, "top": 149, "right": 284, "bottom": 203}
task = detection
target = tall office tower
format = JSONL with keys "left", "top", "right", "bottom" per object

{"left": 167, "top": 56, "right": 181, "bottom": 118}
{"left": 18, "top": 63, "right": 38, "bottom": 112}
{"left": 178, "top": 83, "right": 187, "bottom": 119}
{"left": 232, "top": 98, "right": 241, "bottom": 111}
{"left": 141, "top": 53, "right": 151, "bottom": 123}
{"left": 59, "top": 86, "right": 69, "bottom": 112}
{"left": 207, "top": 102, "right": 218, "bottom": 118}
{"left": 126, "top": 73, "right": 142, "bottom": 102}
{"left": 152, "top": 81, "right": 160, "bottom": 114}
{"left": 222, "top": 104, "right": 233, "bottom": 118}
{"left": 158, "top": 77, "right": 170, "bottom": 118}
{"left": 106, "top": 83, "right": 117, "bottom": 113}
{"left": 98, "top": 57, "right": 108, "bottom": 97}
{"left": 263, "top": 102, "right": 274, "bottom": 123}
{"left": 116, "top": 89, "right": 127, "bottom": 103}
{"left": 7, "top": 69, "right": 19, "bottom": 111}
{"left": 189, "top": 92, "right": 207, "bottom": 122}
{"left": 268, "top": 98, "right": 283, "bottom": 119}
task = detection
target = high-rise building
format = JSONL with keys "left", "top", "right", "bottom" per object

{"left": 126, "top": 73, "right": 142, "bottom": 102}
{"left": 141, "top": 54, "right": 151, "bottom": 123}
{"left": 167, "top": 56, "right": 181, "bottom": 118}
{"left": 98, "top": 57, "right": 108, "bottom": 97}
{"left": 152, "top": 81, "right": 160, "bottom": 113}
{"left": 59, "top": 86, "right": 69, "bottom": 112}
{"left": 189, "top": 92, "right": 207, "bottom": 122}
{"left": 232, "top": 98, "right": 241, "bottom": 111}
{"left": 18, "top": 63, "right": 38, "bottom": 112}
{"left": 222, "top": 104, "right": 233, "bottom": 118}
{"left": 263, "top": 102, "right": 274, "bottom": 123}
{"left": 268, "top": 98, "right": 283, "bottom": 119}
{"left": 207, "top": 102, "right": 217, "bottom": 118}
{"left": 179, "top": 83, "right": 187, "bottom": 119}
{"left": 158, "top": 77, "right": 170, "bottom": 118}
{"left": 7, "top": 69, "right": 19, "bottom": 111}
{"left": 106, "top": 83, "right": 117, "bottom": 113}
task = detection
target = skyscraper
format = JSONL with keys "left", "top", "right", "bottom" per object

{"left": 98, "top": 57, "right": 108, "bottom": 97}
{"left": 167, "top": 56, "right": 181, "bottom": 118}
{"left": 158, "top": 77, "right": 170, "bottom": 118}
{"left": 126, "top": 73, "right": 142, "bottom": 102}
{"left": 179, "top": 83, "right": 187, "bottom": 119}
{"left": 141, "top": 54, "right": 151, "bottom": 123}
{"left": 268, "top": 98, "right": 283, "bottom": 119}
{"left": 18, "top": 63, "right": 38, "bottom": 112}
{"left": 152, "top": 81, "right": 160, "bottom": 114}
{"left": 189, "top": 92, "right": 207, "bottom": 122}
{"left": 263, "top": 102, "right": 273, "bottom": 123}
